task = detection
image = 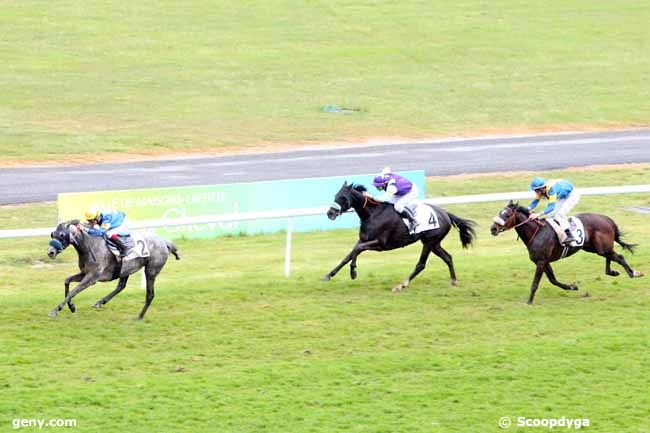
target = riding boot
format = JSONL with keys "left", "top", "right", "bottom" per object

{"left": 112, "top": 236, "right": 130, "bottom": 258}
{"left": 399, "top": 209, "right": 418, "bottom": 232}
{"left": 562, "top": 228, "right": 576, "bottom": 246}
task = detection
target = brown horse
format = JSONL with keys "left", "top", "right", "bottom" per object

{"left": 490, "top": 201, "right": 643, "bottom": 304}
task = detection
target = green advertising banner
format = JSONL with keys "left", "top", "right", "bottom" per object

{"left": 58, "top": 171, "right": 425, "bottom": 239}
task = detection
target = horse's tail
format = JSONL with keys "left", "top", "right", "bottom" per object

{"left": 447, "top": 212, "right": 477, "bottom": 249}
{"left": 166, "top": 240, "right": 181, "bottom": 260}
{"left": 611, "top": 219, "right": 637, "bottom": 253}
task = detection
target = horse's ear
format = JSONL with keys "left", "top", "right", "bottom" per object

{"left": 508, "top": 200, "right": 514, "bottom": 206}
{"left": 342, "top": 181, "right": 348, "bottom": 187}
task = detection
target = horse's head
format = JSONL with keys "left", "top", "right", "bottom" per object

{"left": 48, "top": 220, "right": 82, "bottom": 259}
{"left": 490, "top": 201, "right": 529, "bottom": 236}
{"left": 327, "top": 182, "right": 353, "bottom": 220}
{"left": 327, "top": 182, "right": 367, "bottom": 220}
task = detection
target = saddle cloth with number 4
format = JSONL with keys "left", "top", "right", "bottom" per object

{"left": 401, "top": 203, "right": 440, "bottom": 235}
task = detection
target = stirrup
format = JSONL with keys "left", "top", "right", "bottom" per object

{"left": 562, "top": 237, "right": 575, "bottom": 246}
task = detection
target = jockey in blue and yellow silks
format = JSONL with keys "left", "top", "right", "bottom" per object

{"left": 527, "top": 177, "right": 581, "bottom": 245}
{"left": 84, "top": 208, "right": 131, "bottom": 257}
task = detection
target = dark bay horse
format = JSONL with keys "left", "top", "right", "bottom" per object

{"left": 47, "top": 220, "right": 180, "bottom": 319}
{"left": 490, "top": 201, "right": 643, "bottom": 304}
{"left": 324, "top": 182, "right": 477, "bottom": 291}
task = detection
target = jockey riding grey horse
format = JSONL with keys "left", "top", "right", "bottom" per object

{"left": 48, "top": 220, "right": 180, "bottom": 320}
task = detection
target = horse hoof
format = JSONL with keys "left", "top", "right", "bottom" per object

{"left": 570, "top": 284, "right": 579, "bottom": 291}
{"left": 68, "top": 304, "right": 76, "bottom": 313}
{"left": 607, "top": 270, "right": 620, "bottom": 277}
{"left": 92, "top": 302, "right": 103, "bottom": 309}
{"left": 450, "top": 279, "right": 458, "bottom": 287}
{"left": 350, "top": 271, "right": 357, "bottom": 280}
{"left": 322, "top": 275, "right": 331, "bottom": 282}
{"left": 392, "top": 286, "right": 403, "bottom": 293}
{"left": 48, "top": 310, "right": 58, "bottom": 318}
{"left": 633, "top": 270, "right": 644, "bottom": 278}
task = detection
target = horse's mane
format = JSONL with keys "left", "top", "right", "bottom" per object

{"left": 509, "top": 202, "right": 530, "bottom": 216}
{"left": 351, "top": 184, "right": 367, "bottom": 193}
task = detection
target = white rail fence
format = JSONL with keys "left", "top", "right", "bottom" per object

{"left": 2, "top": 185, "right": 649, "bottom": 278}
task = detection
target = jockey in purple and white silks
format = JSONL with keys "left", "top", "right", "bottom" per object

{"left": 371, "top": 167, "right": 419, "bottom": 230}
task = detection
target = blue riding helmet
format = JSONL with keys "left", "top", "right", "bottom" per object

{"left": 529, "top": 177, "right": 546, "bottom": 191}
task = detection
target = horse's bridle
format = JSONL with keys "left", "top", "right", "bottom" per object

{"left": 493, "top": 209, "right": 544, "bottom": 245}
{"left": 492, "top": 209, "right": 518, "bottom": 233}
{"left": 330, "top": 192, "right": 379, "bottom": 217}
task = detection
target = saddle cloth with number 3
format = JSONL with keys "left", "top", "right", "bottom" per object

{"left": 547, "top": 216, "right": 586, "bottom": 247}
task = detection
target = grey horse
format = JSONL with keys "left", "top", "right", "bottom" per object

{"left": 47, "top": 220, "right": 180, "bottom": 319}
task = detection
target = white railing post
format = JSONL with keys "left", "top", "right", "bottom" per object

{"left": 284, "top": 219, "right": 293, "bottom": 277}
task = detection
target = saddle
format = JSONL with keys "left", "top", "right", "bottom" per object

{"left": 546, "top": 216, "right": 586, "bottom": 247}
{"left": 106, "top": 233, "right": 150, "bottom": 260}
{"left": 400, "top": 203, "right": 440, "bottom": 235}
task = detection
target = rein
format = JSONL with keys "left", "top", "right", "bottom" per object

{"left": 498, "top": 211, "right": 544, "bottom": 246}
{"left": 362, "top": 195, "right": 381, "bottom": 209}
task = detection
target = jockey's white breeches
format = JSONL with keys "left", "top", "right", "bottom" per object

{"left": 387, "top": 185, "right": 419, "bottom": 213}
{"left": 105, "top": 218, "right": 130, "bottom": 238}
{"left": 547, "top": 191, "right": 580, "bottom": 230}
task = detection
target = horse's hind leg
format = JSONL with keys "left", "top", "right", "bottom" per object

{"left": 431, "top": 244, "right": 457, "bottom": 286}
{"left": 605, "top": 251, "right": 644, "bottom": 278}
{"left": 137, "top": 272, "right": 157, "bottom": 320}
{"left": 93, "top": 276, "right": 129, "bottom": 309}
{"left": 544, "top": 264, "right": 577, "bottom": 291}
{"left": 64, "top": 272, "right": 84, "bottom": 312}
{"left": 393, "top": 245, "right": 431, "bottom": 293}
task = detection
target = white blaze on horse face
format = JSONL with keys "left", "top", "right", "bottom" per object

{"left": 69, "top": 225, "right": 78, "bottom": 234}
{"left": 493, "top": 216, "right": 506, "bottom": 226}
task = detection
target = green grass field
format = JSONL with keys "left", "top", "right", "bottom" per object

{"left": 1, "top": 167, "right": 649, "bottom": 432}
{"left": 2, "top": 0, "right": 650, "bottom": 162}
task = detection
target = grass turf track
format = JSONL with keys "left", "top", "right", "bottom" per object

{"left": 2, "top": 0, "right": 650, "bottom": 162}
{"left": 0, "top": 166, "right": 648, "bottom": 432}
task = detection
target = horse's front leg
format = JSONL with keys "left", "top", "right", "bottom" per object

{"left": 527, "top": 261, "right": 547, "bottom": 305}
{"left": 50, "top": 274, "right": 98, "bottom": 317}
{"left": 350, "top": 255, "right": 359, "bottom": 280}
{"left": 544, "top": 264, "right": 577, "bottom": 291}
{"left": 93, "top": 276, "right": 129, "bottom": 309}
{"left": 64, "top": 272, "right": 84, "bottom": 313}
{"left": 323, "top": 240, "right": 380, "bottom": 281}
{"left": 323, "top": 241, "right": 359, "bottom": 281}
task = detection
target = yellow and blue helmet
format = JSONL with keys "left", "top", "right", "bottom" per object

{"left": 84, "top": 207, "right": 100, "bottom": 221}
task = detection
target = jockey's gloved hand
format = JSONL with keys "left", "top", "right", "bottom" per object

{"left": 529, "top": 213, "right": 539, "bottom": 220}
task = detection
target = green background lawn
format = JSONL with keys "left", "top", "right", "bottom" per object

{"left": 1, "top": 167, "right": 648, "bottom": 432}
{"left": 2, "top": 0, "right": 649, "bottom": 162}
